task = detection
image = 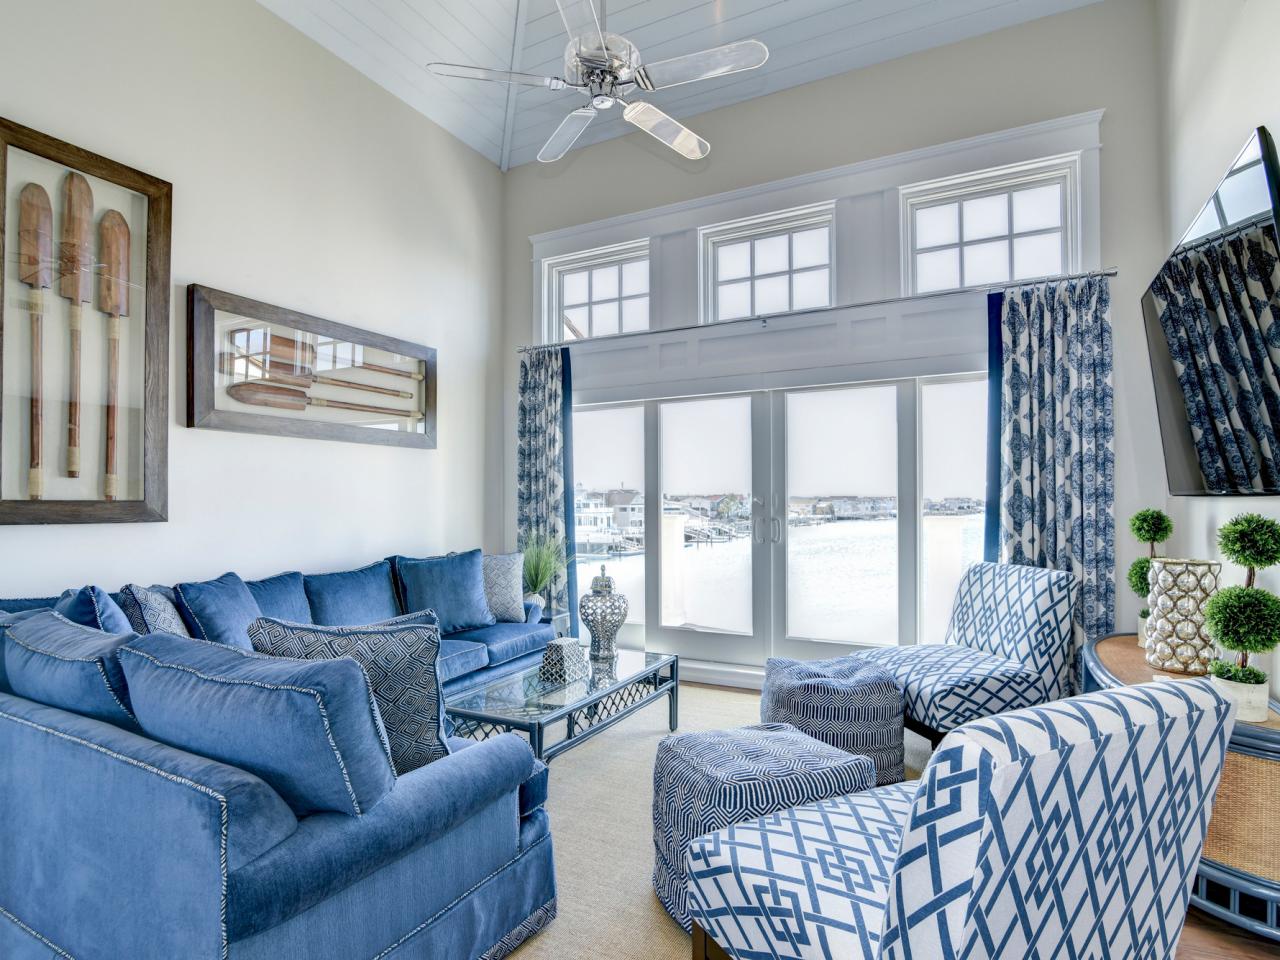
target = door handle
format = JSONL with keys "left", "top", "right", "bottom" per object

{"left": 771, "top": 517, "right": 782, "bottom": 543}
{"left": 753, "top": 518, "right": 765, "bottom": 543}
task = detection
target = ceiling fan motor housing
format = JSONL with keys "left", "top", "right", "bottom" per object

{"left": 564, "top": 33, "right": 641, "bottom": 89}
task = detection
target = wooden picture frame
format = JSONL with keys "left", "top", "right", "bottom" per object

{"left": 0, "top": 116, "right": 170, "bottom": 525}
{"left": 187, "top": 285, "right": 437, "bottom": 449}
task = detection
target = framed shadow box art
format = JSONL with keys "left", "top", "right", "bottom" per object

{"left": 0, "top": 117, "right": 171, "bottom": 524}
{"left": 187, "top": 285, "right": 437, "bottom": 449}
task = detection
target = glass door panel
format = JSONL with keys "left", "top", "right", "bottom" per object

{"left": 571, "top": 405, "right": 645, "bottom": 625}
{"left": 783, "top": 385, "right": 899, "bottom": 646}
{"left": 920, "top": 377, "right": 988, "bottom": 641}
{"left": 659, "top": 397, "right": 754, "bottom": 635}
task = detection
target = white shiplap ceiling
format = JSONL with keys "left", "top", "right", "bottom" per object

{"left": 258, "top": 0, "right": 1103, "bottom": 169}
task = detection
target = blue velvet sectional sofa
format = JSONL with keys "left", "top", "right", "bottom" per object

{"left": 0, "top": 555, "right": 558, "bottom": 959}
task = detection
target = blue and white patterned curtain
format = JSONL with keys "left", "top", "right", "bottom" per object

{"left": 1147, "top": 221, "right": 1280, "bottom": 491}
{"left": 517, "top": 346, "right": 577, "bottom": 628}
{"left": 999, "top": 277, "right": 1115, "bottom": 691}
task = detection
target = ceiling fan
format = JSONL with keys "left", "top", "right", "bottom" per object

{"left": 426, "top": 0, "right": 768, "bottom": 163}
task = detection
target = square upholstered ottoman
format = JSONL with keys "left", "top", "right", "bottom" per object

{"left": 651, "top": 723, "right": 876, "bottom": 930}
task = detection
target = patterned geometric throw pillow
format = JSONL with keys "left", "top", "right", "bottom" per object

{"left": 247, "top": 614, "right": 449, "bottom": 774}
{"left": 117, "top": 584, "right": 191, "bottom": 637}
{"left": 482, "top": 552, "right": 526, "bottom": 623}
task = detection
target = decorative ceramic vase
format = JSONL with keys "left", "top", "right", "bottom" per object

{"left": 538, "top": 637, "right": 589, "bottom": 686}
{"left": 579, "top": 564, "right": 627, "bottom": 661}
{"left": 1210, "top": 674, "right": 1272, "bottom": 723}
{"left": 1144, "top": 558, "right": 1220, "bottom": 674}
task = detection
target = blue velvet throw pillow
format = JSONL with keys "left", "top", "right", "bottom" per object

{"left": 117, "top": 584, "right": 191, "bottom": 637}
{"left": 304, "top": 561, "right": 401, "bottom": 627}
{"left": 245, "top": 571, "right": 312, "bottom": 623}
{"left": 4, "top": 611, "right": 138, "bottom": 728}
{"left": 397, "top": 549, "right": 496, "bottom": 635}
{"left": 173, "top": 573, "right": 261, "bottom": 650}
{"left": 53, "top": 586, "right": 133, "bottom": 635}
{"left": 248, "top": 610, "right": 449, "bottom": 775}
{"left": 0, "top": 608, "right": 46, "bottom": 693}
{"left": 119, "top": 633, "right": 395, "bottom": 816}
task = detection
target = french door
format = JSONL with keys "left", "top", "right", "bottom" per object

{"left": 570, "top": 375, "right": 986, "bottom": 668}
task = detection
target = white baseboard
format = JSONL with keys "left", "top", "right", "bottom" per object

{"left": 678, "top": 659, "right": 765, "bottom": 691}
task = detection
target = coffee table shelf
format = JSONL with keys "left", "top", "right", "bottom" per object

{"left": 446, "top": 645, "right": 678, "bottom": 761}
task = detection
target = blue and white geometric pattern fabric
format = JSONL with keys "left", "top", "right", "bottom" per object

{"left": 690, "top": 680, "right": 1235, "bottom": 960}
{"left": 944, "top": 561, "right": 1077, "bottom": 701}
{"left": 878, "top": 679, "right": 1235, "bottom": 960}
{"left": 856, "top": 644, "right": 1043, "bottom": 734}
{"left": 687, "top": 781, "right": 918, "bottom": 960}
{"left": 761, "top": 657, "right": 904, "bottom": 785}
{"left": 117, "top": 584, "right": 190, "bottom": 637}
{"left": 652, "top": 724, "right": 876, "bottom": 932}
{"left": 1000, "top": 277, "right": 1116, "bottom": 688}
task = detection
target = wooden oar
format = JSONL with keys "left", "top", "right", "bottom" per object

{"left": 226, "top": 381, "right": 422, "bottom": 419}
{"left": 237, "top": 330, "right": 425, "bottom": 382}
{"left": 216, "top": 352, "right": 414, "bottom": 399}
{"left": 58, "top": 172, "right": 93, "bottom": 479}
{"left": 98, "top": 210, "right": 129, "bottom": 502}
{"left": 18, "top": 184, "right": 52, "bottom": 501}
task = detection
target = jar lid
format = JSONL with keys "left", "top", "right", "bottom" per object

{"left": 590, "top": 564, "right": 614, "bottom": 594}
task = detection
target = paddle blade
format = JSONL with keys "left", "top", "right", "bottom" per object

{"left": 59, "top": 173, "right": 94, "bottom": 303}
{"left": 226, "top": 380, "right": 309, "bottom": 411}
{"left": 538, "top": 107, "right": 597, "bottom": 163}
{"left": 427, "top": 62, "right": 566, "bottom": 90}
{"left": 556, "top": 0, "right": 607, "bottom": 60}
{"left": 636, "top": 40, "right": 769, "bottom": 91}
{"left": 18, "top": 183, "right": 53, "bottom": 289}
{"left": 98, "top": 210, "right": 130, "bottom": 317}
{"left": 622, "top": 101, "right": 709, "bottom": 159}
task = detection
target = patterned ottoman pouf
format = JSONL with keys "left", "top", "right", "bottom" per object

{"left": 761, "top": 656, "right": 905, "bottom": 785}
{"left": 651, "top": 723, "right": 876, "bottom": 930}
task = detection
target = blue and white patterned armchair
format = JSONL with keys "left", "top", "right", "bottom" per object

{"left": 858, "top": 561, "right": 1077, "bottom": 739}
{"left": 687, "top": 679, "right": 1236, "bottom": 960}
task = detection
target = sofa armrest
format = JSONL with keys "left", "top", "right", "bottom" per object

{"left": 0, "top": 692, "right": 298, "bottom": 959}
{"left": 524, "top": 599, "right": 545, "bottom": 623}
{"left": 227, "top": 732, "right": 535, "bottom": 940}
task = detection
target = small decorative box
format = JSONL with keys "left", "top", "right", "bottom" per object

{"left": 538, "top": 637, "right": 589, "bottom": 686}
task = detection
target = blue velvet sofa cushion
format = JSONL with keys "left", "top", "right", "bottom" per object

{"left": 246, "top": 571, "right": 312, "bottom": 623}
{"left": 4, "top": 611, "right": 138, "bottom": 728}
{"left": 119, "top": 633, "right": 396, "bottom": 816}
{"left": 397, "top": 549, "right": 496, "bottom": 634}
{"left": 53, "top": 585, "right": 133, "bottom": 634}
{"left": 117, "top": 583, "right": 191, "bottom": 637}
{"left": 173, "top": 572, "right": 262, "bottom": 650}
{"left": 304, "top": 561, "right": 400, "bottom": 626}
{"left": 0, "top": 595, "right": 58, "bottom": 613}
{"left": 0, "top": 608, "right": 45, "bottom": 693}
{"left": 438, "top": 637, "right": 489, "bottom": 682}
{"left": 451, "top": 620, "right": 554, "bottom": 667}
{"left": 248, "top": 614, "right": 449, "bottom": 775}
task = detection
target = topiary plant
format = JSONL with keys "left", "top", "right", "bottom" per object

{"left": 1217, "top": 512, "right": 1280, "bottom": 587}
{"left": 1204, "top": 585, "right": 1280, "bottom": 678}
{"left": 1127, "top": 509, "right": 1172, "bottom": 607}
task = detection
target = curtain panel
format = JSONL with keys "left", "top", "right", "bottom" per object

{"left": 517, "top": 346, "right": 578, "bottom": 629}
{"left": 1147, "top": 221, "right": 1280, "bottom": 492}
{"left": 998, "top": 277, "right": 1116, "bottom": 691}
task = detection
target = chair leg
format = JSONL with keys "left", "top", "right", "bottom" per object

{"left": 692, "top": 923, "right": 733, "bottom": 960}
{"left": 905, "top": 713, "right": 947, "bottom": 748}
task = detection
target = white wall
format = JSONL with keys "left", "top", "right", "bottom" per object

{"left": 0, "top": 0, "right": 505, "bottom": 596}
{"left": 502, "top": 0, "right": 1169, "bottom": 631}
{"left": 1156, "top": 0, "right": 1280, "bottom": 696}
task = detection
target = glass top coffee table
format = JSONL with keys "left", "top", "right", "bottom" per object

{"left": 446, "top": 643, "right": 678, "bottom": 761}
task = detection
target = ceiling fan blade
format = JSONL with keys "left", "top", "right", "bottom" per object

{"left": 427, "top": 62, "right": 566, "bottom": 90}
{"left": 636, "top": 39, "right": 769, "bottom": 92}
{"left": 555, "top": 0, "right": 608, "bottom": 57}
{"left": 538, "top": 107, "right": 598, "bottom": 163}
{"left": 622, "top": 101, "right": 709, "bottom": 160}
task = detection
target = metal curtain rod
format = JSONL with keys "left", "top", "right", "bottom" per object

{"left": 517, "top": 266, "right": 1120, "bottom": 354}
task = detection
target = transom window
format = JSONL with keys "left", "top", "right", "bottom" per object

{"left": 549, "top": 242, "right": 650, "bottom": 342}
{"left": 903, "top": 157, "right": 1078, "bottom": 294}
{"left": 702, "top": 205, "right": 833, "bottom": 323}
{"left": 1181, "top": 133, "right": 1273, "bottom": 244}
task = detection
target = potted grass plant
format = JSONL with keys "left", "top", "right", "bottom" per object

{"left": 1128, "top": 508, "right": 1173, "bottom": 646}
{"left": 1204, "top": 513, "right": 1280, "bottom": 722}
{"left": 522, "top": 534, "right": 568, "bottom": 611}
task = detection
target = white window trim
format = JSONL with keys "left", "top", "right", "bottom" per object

{"left": 541, "top": 238, "right": 650, "bottom": 344}
{"left": 899, "top": 152, "right": 1082, "bottom": 296}
{"left": 698, "top": 202, "right": 836, "bottom": 324}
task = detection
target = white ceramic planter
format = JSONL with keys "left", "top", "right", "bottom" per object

{"left": 1210, "top": 674, "right": 1272, "bottom": 723}
{"left": 1137, "top": 615, "right": 1148, "bottom": 647}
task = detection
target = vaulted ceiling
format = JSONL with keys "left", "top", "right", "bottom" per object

{"left": 258, "top": 0, "right": 1103, "bottom": 169}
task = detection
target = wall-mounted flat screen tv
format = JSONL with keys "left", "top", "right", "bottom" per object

{"left": 1142, "top": 126, "right": 1280, "bottom": 495}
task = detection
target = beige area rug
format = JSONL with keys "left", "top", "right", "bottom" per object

{"left": 511, "top": 682, "right": 933, "bottom": 959}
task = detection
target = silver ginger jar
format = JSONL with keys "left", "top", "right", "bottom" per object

{"left": 1144, "top": 558, "right": 1220, "bottom": 674}
{"left": 579, "top": 564, "right": 627, "bottom": 661}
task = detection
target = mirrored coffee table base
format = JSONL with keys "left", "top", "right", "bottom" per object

{"left": 446, "top": 644, "right": 679, "bottom": 761}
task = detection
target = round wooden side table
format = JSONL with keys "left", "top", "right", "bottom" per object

{"left": 1084, "top": 633, "right": 1280, "bottom": 943}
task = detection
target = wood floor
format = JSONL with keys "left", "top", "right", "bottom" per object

{"left": 1179, "top": 908, "right": 1279, "bottom": 959}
